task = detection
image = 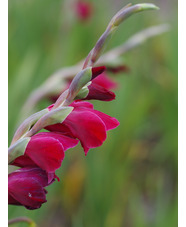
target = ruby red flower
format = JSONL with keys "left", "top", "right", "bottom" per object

{"left": 46, "top": 101, "right": 119, "bottom": 155}
{"left": 11, "top": 132, "right": 78, "bottom": 179}
{"left": 8, "top": 167, "right": 57, "bottom": 210}
{"left": 91, "top": 71, "right": 117, "bottom": 89}
{"left": 50, "top": 66, "right": 117, "bottom": 102}
{"left": 51, "top": 72, "right": 117, "bottom": 102}
{"left": 84, "top": 72, "right": 117, "bottom": 101}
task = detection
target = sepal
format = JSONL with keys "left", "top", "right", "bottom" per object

{"left": 27, "top": 106, "right": 74, "bottom": 136}
{"left": 66, "top": 67, "right": 92, "bottom": 103}
{"left": 8, "top": 137, "right": 31, "bottom": 164}
{"left": 11, "top": 109, "right": 49, "bottom": 144}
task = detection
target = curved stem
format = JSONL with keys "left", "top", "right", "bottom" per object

{"left": 83, "top": 3, "right": 159, "bottom": 68}
{"left": 8, "top": 217, "right": 36, "bottom": 227}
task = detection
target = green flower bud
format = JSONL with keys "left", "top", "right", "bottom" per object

{"left": 11, "top": 109, "right": 49, "bottom": 144}
{"left": 8, "top": 137, "right": 31, "bottom": 163}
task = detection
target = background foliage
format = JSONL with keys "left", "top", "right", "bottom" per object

{"left": 8, "top": 0, "right": 178, "bottom": 226}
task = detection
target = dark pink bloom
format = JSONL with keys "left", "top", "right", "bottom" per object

{"left": 11, "top": 132, "right": 78, "bottom": 178}
{"left": 46, "top": 101, "right": 119, "bottom": 155}
{"left": 91, "top": 72, "right": 118, "bottom": 89}
{"left": 75, "top": 0, "right": 93, "bottom": 21}
{"left": 84, "top": 72, "right": 117, "bottom": 101}
{"left": 50, "top": 66, "right": 117, "bottom": 102}
{"left": 8, "top": 167, "right": 57, "bottom": 210}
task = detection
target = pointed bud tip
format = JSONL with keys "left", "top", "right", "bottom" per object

{"left": 138, "top": 3, "right": 159, "bottom": 11}
{"left": 91, "top": 66, "right": 106, "bottom": 80}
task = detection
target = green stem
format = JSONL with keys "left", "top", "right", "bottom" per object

{"left": 83, "top": 3, "right": 159, "bottom": 68}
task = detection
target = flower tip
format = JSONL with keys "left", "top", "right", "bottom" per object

{"left": 84, "top": 147, "right": 89, "bottom": 156}
{"left": 139, "top": 3, "right": 159, "bottom": 11}
{"left": 55, "top": 174, "right": 60, "bottom": 182}
{"left": 91, "top": 66, "right": 106, "bottom": 80}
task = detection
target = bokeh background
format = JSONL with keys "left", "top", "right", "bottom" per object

{"left": 8, "top": 0, "right": 178, "bottom": 226}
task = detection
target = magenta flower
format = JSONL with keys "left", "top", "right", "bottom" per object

{"left": 75, "top": 0, "right": 93, "bottom": 21}
{"left": 91, "top": 71, "right": 118, "bottom": 89}
{"left": 46, "top": 101, "right": 119, "bottom": 155}
{"left": 11, "top": 132, "right": 78, "bottom": 179}
{"left": 8, "top": 167, "right": 57, "bottom": 210}
{"left": 84, "top": 72, "right": 117, "bottom": 101}
{"left": 50, "top": 68, "right": 117, "bottom": 102}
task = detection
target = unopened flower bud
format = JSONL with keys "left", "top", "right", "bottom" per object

{"left": 66, "top": 67, "right": 92, "bottom": 103}
{"left": 11, "top": 109, "right": 49, "bottom": 144}
{"left": 75, "top": 82, "right": 90, "bottom": 99}
{"left": 65, "top": 66, "right": 105, "bottom": 104}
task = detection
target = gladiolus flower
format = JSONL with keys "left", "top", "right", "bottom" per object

{"left": 46, "top": 101, "right": 119, "bottom": 155}
{"left": 11, "top": 132, "right": 78, "bottom": 179}
{"left": 91, "top": 71, "right": 117, "bottom": 89}
{"left": 50, "top": 70, "right": 118, "bottom": 102}
{"left": 84, "top": 72, "right": 117, "bottom": 101}
{"left": 8, "top": 167, "right": 57, "bottom": 210}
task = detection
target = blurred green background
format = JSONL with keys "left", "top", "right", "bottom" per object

{"left": 8, "top": 0, "right": 178, "bottom": 226}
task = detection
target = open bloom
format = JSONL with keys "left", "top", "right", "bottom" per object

{"left": 8, "top": 167, "right": 57, "bottom": 210}
{"left": 11, "top": 132, "right": 78, "bottom": 179}
{"left": 46, "top": 101, "right": 119, "bottom": 155}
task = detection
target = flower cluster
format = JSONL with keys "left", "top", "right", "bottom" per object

{"left": 8, "top": 66, "right": 120, "bottom": 209}
{"left": 8, "top": 3, "right": 160, "bottom": 212}
{"left": 49, "top": 65, "right": 128, "bottom": 103}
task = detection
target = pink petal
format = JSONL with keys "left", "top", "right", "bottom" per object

{"left": 8, "top": 168, "right": 49, "bottom": 209}
{"left": 8, "top": 194, "right": 21, "bottom": 205}
{"left": 33, "top": 132, "right": 78, "bottom": 151}
{"left": 92, "top": 72, "right": 118, "bottom": 90}
{"left": 47, "top": 108, "right": 107, "bottom": 155}
{"left": 12, "top": 155, "right": 37, "bottom": 168}
{"left": 46, "top": 123, "right": 74, "bottom": 138}
{"left": 25, "top": 136, "right": 64, "bottom": 173}
{"left": 63, "top": 109, "right": 107, "bottom": 155}
{"left": 9, "top": 178, "right": 46, "bottom": 209}
{"left": 70, "top": 100, "right": 94, "bottom": 109}
{"left": 85, "top": 83, "right": 115, "bottom": 101}
{"left": 91, "top": 66, "right": 106, "bottom": 80}
{"left": 89, "top": 109, "right": 120, "bottom": 130}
